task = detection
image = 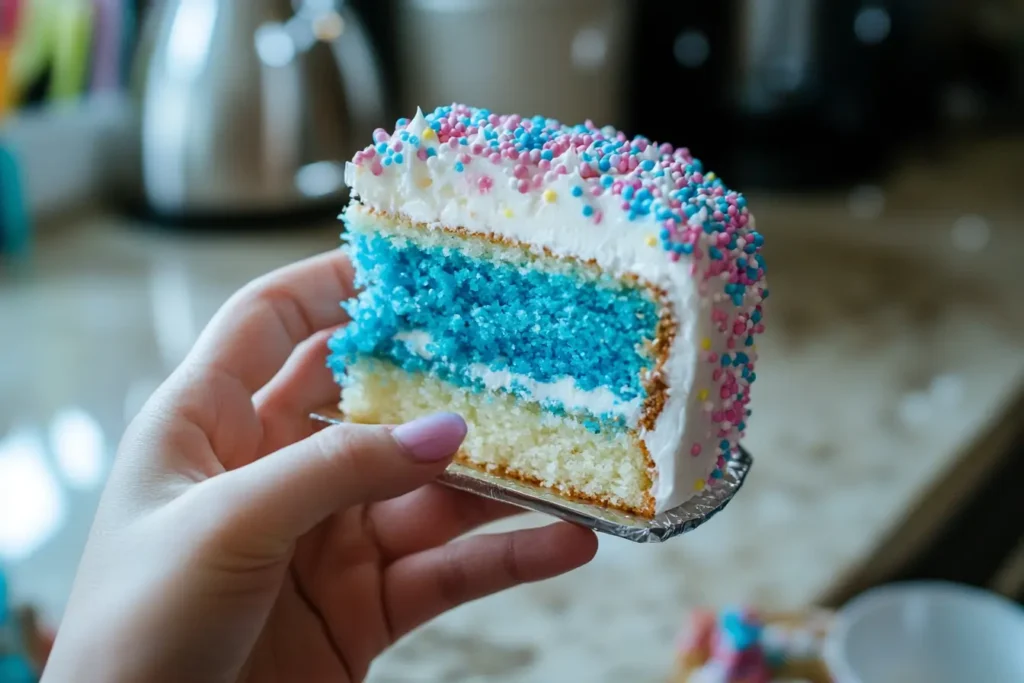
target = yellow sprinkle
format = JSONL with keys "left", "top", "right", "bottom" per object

{"left": 421, "top": 128, "right": 436, "bottom": 140}
{"left": 503, "top": 207, "right": 514, "bottom": 218}
{"left": 645, "top": 234, "right": 658, "bottom": 247}
{"left": 751, "top": 344, "right": 757, "bottom": 353}
{"left": 543, "top": 189, "right": 558, "bottom": 203}
{"left": 416, "top": 177, "right": 433, "bottom": 189}
{"left": 701, "top": 337, "right": 711, "bottom": 351}
{"left": 697, "top": 389, "right": 709, "bottom": 402}
{"left": 706, "top": 171, "right": 716, "bottom": 181}
{"left": 694, "top": 479, "right": 706, "bottom": 492}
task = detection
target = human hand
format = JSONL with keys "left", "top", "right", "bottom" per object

{"left": 41, "top": 251, "right": 598, "bottom": 683}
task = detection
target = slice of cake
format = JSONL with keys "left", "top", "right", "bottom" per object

{"left": 328, "top": 104, "right": 767, "bottom": 518}
{"left": 672, "top": 608, "right": 834, "bottom": 683}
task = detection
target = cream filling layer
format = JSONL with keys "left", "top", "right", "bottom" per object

{"left": 393, "top": 331, "right": 643, "bottom": 423}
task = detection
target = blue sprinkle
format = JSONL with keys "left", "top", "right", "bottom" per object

{"left": 376, "top": 143, "right": 388, "bottom": 153}
{"left": 744, "top": 244, "right": 757, "bottom": 254}
{"left": 732, "top": 293, "right": 744, "bottom": 306}
{"left": 737, "top": 196, "right": 747, "bottom": 208}
{"left": 396, "top": 117, "right": 409, "bottom": 127}
{"left": 672, "top": 243, "right": 686, "bottom": 254}
{"left": 636, "top": 188, "right": 651, "bottom": 201}
{"left": 684, "top": 205, "right": 698, "bottom": 218}
{"left": 409, "top": 136, "right": 419, "bottom": 146}
{"left": 394, "top": 153, "right": 404, "bottom": 164}
{"left": 641, "top": 160, "right": 655, "bottom": 171}
{"left": 660, "top": 228, "right": 671, "bottom": 240}
{"left": 459, "top": 138, "right": 468, "bottom": 146}
{"left": 738, "top": 422, "right": 746, "bottom": 431}
{"left": 382, "top": 157, "right": 392, "bottom": 167}
{"left": 571, "top": 186, "right": 584, "bottom": 197}
{"left": 751, "top": 310, "right": 762, "bottom": 323}
{"left": 709, "top": 247, "right": 723, "bottom": 260}
{"left": 745, "top": 335, "right": 755, "bottom": 346}
{"left": 622, "top": 186, "right": 635, "bottom": 200}
{"left": 680, "top": 243, "right": 694, "bottom": 254}
{"left": 541, "top": 149, "right": 553, "bottom": 161}
{"left": 720, "top": 440, "right": 730, "bottom": 451}
{"left": 454, "top": 161, "right": 464, "bottom": 172}
{"left": 762, "top": 288, "right": 770, "bottom": 299}
{"left": 582, "top": 205, "right": 594, "bottom": 217}
{"left": 748, "top": 372, "right": 756, "bottom": 383}
{"left": 720, "top": 354, "right": 731, "bottom": 367}
{"left": 599, "top": 159, "right": 611, "bottom": 172}
{"left": 711, "top": 469, "right": 724, "bottom": 479}
{"left": 427, "top": 148, "right": 438, "bottom": 158}
{"left": 746, "top": 267, "right": 759, "bottom": 280}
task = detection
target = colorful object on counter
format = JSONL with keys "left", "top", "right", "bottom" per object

{"left": 330, "top": 104, "right": 767, "bottom": 518}
{"left": 0, "top": 570, "right": 38, "bottom": 683}
{"left": 0, "top": 141, "right": 30, "bottom": 257}
{"left": 673, "top": 607, "right": 834, "bottom": 683}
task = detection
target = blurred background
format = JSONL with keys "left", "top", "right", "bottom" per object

{"left": 1, "top": 0, "right": 1023, "bottom": 681}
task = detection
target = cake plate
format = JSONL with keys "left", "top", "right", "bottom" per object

{"left": 311, "top": 408, "right": 753, "bottom": 543}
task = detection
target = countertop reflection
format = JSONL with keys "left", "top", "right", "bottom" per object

{"left": 2, "top": 136, "right": 1023, "bottom": 682}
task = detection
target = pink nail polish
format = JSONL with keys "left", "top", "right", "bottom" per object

{"left": 392, "top": 413, "right": 467, "bottom": 462}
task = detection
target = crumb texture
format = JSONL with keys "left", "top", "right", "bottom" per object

{"left": 342, "top": 357, "right": 654, "bottom": 515}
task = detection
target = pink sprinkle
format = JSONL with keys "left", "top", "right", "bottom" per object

{"left": 728, "top": 206, "right": 738, "bottom": 216}
{"left": 507, "top": 149, "right": 520, "bottom": 161}
{"left": 612, "top": 181, "right": 624, "bottom": 194}
{"left": 621, "top": 202, "right": 631, "bottom": 211}
{"left": 712, "top": 411, "right": 725, "bottom": 423}
{"left": 539, "top": 159, "right": 552, "bottom": 171}
{"left": 726, "top": 338, "right": 736, "bottom": 349}
{"left": 717, "top": 456, "right": 726, "bottom": 468}
{"left": 529, "top": 149, "right": 541, "bottom": 163}
{"left": 471, "top": 143, "right": 484, "bottom": 155}
{"left": 669, "top": 252, "right": 681, "bottom": 262}
{"left": 416, "top": 148, "right": 428, "bottom": 161}
{"left": 373, "top": 128, "right": 389, "bottom": 142}
{"left": 593, "top": 210, "right": 604, "bottom": 224}
{"left": 513, "top": 164, "right": 528, "bottom": 179}
{"left": 733, "top": 322, "right": 746, "bottom": 335}
{"left": 712, "top": 369, "right": 723, "bottom": 382}
{"left": 370, "top": 160, "right": 383, "bottom": 176}
{"left": 693, "top": 172, "right": 704, "bottom": 184}
{"left": 532, "top": 174, "right": 544, "bottom": 189}
{"left": 392, "top": 140, "right": 403, "bottom": 152}
{"left": 487, "top": 152, "right": 500, "bottom": 164}
{"left": 720, "top": 385, "right": 731, "bottom": 399}
{"left": 690, "top": 444, "right": 702, "bottom": 456}
{"left": 628, "top": 157, "right": 639, "bottom": 170}
{"left": 459, "top": 153, "right": 471, "bottom": 165}
{"left": 517, "top": 179, "right": 530, "bottom": 194}
{"left": 447, "top": 138, "right": 459, "bottom": 149}
{"left": 713, "top": 210, "right": 724, "bottom": 221}
{"left": 591, "top": 186, "right": 604, "bottom": 197}
{"left": 555, "top": 164, "right": 568, "bottom": 175}
{"left": 708, "top": 352, "right": 720, "bottom": 364}
{"left": 478, "top": 176, "right": 494, "bottom": 193}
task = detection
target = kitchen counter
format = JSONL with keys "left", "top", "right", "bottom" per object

{"left": 2, "top": 136, "right": 1023, "bottom": 682}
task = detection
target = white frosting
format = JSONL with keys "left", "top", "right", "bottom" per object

{"left": 346, "top": 107, "right": 760, "bottom": 513}
{"left": 395, "top": 331, "right": 642, "bottom": 421}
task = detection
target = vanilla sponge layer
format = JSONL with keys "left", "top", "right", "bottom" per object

{"left": 341, "top": 358, "right": 653, "bottom": 514}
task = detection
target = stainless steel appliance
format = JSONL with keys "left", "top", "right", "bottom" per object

{"left": 393, "top": 0, "right": 634, "bottom": 129}
{"left": 133, "top": 0, "right": 386, "bottom": 220}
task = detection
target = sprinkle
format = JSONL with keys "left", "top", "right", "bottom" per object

{"left": 543, "top": 189, "right": 557, "bottom": 203}
{"left": 645, "top": 234, "right": 657, "bottom": 247}
{"left": 571, "top": 186, "right": 584, "bottom": 197}
{"left": 582, "top": 205, "right": 594, "bottom": 217}
{"left": 690, "top": 444, "right": 702, "bottom": 456}
{"left": 503, "top": 207, "right": 514, "bottom": 218}
{"left": 454, "top": 161, "right": 464, "bottom": 172}
{"left": 701, "top": 337, "right": 711, "bottom": 351}
{"left": 697, "top": 389, "right": 708, "bottom": 402}
{"left": 421, "top": 128, "right": 435, "bottom": 140}
{"left": 694, "top": 479, "right": 705, "bottom": 492}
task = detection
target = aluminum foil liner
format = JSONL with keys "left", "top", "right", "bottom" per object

{"left": 311, "top": 407, "right": 753, "bottom": 543}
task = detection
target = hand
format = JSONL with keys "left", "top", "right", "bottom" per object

{"left": 42, "top": 251, "right": 598, "bottom": 683}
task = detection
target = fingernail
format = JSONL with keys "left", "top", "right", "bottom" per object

{"left": 392, "top": 413, "right": 467, "bottom": 462}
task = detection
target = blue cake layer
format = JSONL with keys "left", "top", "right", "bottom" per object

{"left": 328, "top": 231, "right": 660, "bottom": 421}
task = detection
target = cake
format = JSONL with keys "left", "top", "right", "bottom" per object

{"left": 328, "top": 104, "right": 767, "bottom": 518}
{"left": 672, "top": 608, "right": 834, "bottom": 683}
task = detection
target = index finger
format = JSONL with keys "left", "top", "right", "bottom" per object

{"left": 184, "top": 249, "right": 354, "bottom": 396}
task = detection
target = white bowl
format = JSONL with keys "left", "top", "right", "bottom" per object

{"left": 824, "top": 581, "right": 1024, "bottom": 683}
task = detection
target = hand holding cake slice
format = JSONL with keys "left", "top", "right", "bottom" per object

{"left": 328, "top": 104, "right": 767, "bottom": 519}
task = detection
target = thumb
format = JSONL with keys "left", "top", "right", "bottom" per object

{"left": 209, "top": 413, "right": 467, "bottom": 546}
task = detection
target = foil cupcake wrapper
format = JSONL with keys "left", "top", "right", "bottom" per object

{"left": 311, "top": 408, "right": 752, "bottom": 543}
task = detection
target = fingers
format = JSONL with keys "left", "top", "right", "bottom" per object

{"left": 205, "top": 414, "right": 467, "bottom": 553}
{"left": 369, "top": 485, "right": 526, "bottom": 561}
{"left": 182, "top": 250, "right": 354, "bottom": 398}
{"left": 249, "top": 326, "right": 343, "bottom": 464}
{"left": 384, "top": 523, "right": 597, "bottom": 640}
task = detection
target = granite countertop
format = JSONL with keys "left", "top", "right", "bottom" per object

{"left": 1, "top": 137, "right": 1022, "bottom": 682}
